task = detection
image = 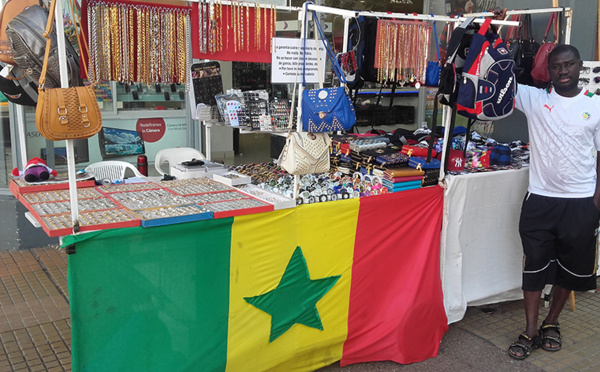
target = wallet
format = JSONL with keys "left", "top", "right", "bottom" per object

{"left": 384, "top": 168, "right": 425, "bottom": 178}
{"left": 181, "top": 158, "right": 205, "bottom": 167}
{"left": 408, "top": 156, "right": 441, "bottom": 170}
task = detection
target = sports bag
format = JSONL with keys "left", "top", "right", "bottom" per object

{"left": 456, "top": 18, "right": 516, "bottom": 121}
{"left": 6, "top": 4, "right": 81, "bottom": 88}
{"left": 0, "top": 0, "right": 40, "bottom": 65}
{"left": 437, "top": 18, "right": 476, "bottom": 106}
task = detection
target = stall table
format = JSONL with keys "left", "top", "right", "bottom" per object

{"left": 63, "top": 186, "right": 448, "bottom": 372}
{"left": 441, "top": 168, "right": 529, "bottom": 323}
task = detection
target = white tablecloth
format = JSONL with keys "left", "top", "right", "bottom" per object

{"left": 441, "top": 168, "right": 529, "bottom": 323}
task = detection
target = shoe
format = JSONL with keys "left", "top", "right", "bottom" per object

{"left": 508, "top": 332, "right": 539, "bottom": 360}
{"left": 539, "top": 322, "right": 561, "bottom": 352}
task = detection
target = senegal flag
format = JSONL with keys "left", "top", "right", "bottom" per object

{"left": 64, "top": 186, "right": 447, "bottom": 371}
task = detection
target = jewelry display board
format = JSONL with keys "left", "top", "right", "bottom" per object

{"left": 11, "top": 177, "right": 278, "bottom": 235}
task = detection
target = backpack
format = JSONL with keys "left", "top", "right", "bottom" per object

{"left": 346, "top": 15, "right": 379, "bottom": 88}
{"left": 0, "top": 65, "right": 38, "bottom": 106}
{"left": 456, "top": 18, "right": 516, "bottom": 121}
{"left": 6, "top": 4, "right": 81, "bottom": 88}
{"left": 0, "top": 0, "right": 40, "bottom": 65}
{"left": 437, "top": 18, "right": 477, "bottom": 107}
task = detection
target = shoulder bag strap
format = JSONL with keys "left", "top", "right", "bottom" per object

{"left": 432, "top": 18, "right": 440, "bottom": 62}
{"left": 38, "top": 0, "right": 58, "bottom": 88}
{"left": 312, "top": 10, "right": 346, "bottom": 85}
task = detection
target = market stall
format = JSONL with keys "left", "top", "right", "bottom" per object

{"left": 6, "top": 0, "right": 576, "bottom": 370}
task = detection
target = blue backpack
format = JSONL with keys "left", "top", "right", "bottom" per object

{"left": 456, "top": 18, "right": 516, "bottom": 120}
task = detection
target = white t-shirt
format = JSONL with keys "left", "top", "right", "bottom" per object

{"left": 515, "top": 84, "right": 600, "bottom": 198}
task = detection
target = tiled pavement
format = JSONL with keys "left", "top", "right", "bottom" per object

{"left": 0, "top": 246, "right": 70, "bottom": 371}
{"left": 1, "top": 245, "right": 599, "bottom": 372}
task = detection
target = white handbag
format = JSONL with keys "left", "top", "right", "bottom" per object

{"left": 279, "top": 131, "right": 331, "bottom": 175}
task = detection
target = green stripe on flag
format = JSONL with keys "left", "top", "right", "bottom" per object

{"left": 64, "top": 219, "right": 234, "bottom": 372}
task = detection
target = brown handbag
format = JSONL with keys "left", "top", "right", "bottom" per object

{"left": 35, "top": 0, "right": 101, "bottom": 141}
{"left": 0, "top": 0, "right": 40, "bottom": 65}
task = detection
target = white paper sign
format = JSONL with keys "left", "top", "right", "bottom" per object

{"left": 271, "top": 37, "right": 326, "bottom": 84}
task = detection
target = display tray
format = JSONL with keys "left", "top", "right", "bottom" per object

{"left": 212, "top": 171, "right": 251, "bottom": 186}
{"left": 235, "top": 184, "right": 296, "bottom": 210}
{"left": 105, "top": 189, "right": 192, "bottom": 210}
{"left": 200, "top": 197, "right": 274, "bottom": 218}
{"left": 129, "top": 205, "right": 214, "bottom": 227}
{"left": 95, "top": 181, "right": 162, "bottom": 194}
{"left": 9, "top": 176, "right": 96, "bottom": 195}
{"left": 21, "top": 188, "right": 105, "bottom": 203}
{"left": 159, "top": 177, "right": 235, "bottom": 195}
{"left": 36, "top": 208, "right": 140, "bottom": 237}
{"left": 30, "top": 198, "right": 119, "bottom": 216}
{"left": 183, "top": 190, "right": 251, "bottom": 205}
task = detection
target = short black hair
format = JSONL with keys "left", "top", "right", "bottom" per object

{"left": 548, "top": 44, "right": 581, "bottom": 63}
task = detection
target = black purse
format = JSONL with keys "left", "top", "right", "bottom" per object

{"left": 516, "top": 14, "right": 539, "bottom": 86}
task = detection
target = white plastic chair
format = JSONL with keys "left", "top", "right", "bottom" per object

{"left": 154, "top": 147, "right": 205, "bottom": 176}
{"left": 85, "top": 161, "right": 144, "bottom": 181}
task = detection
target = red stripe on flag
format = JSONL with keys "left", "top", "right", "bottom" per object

{"left": 341, "top": 186, "right": 448, "bottom": 366}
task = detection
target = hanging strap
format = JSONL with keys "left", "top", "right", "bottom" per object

{"left": 431, "top": 16, "right": 440, "bottom": 62}
{"left": 543, "top": 12, "right": 559, "bottom": 43}
{"left": 39, "top": 0, "right": 58, "bottom": 88}
{"left": 302, "top": 7, "right": 347, "bottom": 87}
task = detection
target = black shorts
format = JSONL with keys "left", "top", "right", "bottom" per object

{"left": 519, "top": 193, "right": 600, "bottom": 292}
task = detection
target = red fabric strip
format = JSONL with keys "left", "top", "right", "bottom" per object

{"left": 342, "top": 186, "right": 448, "bottom": 366}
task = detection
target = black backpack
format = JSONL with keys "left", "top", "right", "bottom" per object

{"left": 346, "top": 15, "right": 379, "bottom": 89}
{"left": 6, "top": 4, "right": 81, "bottom": 88}
{"left": 0, "top": 65, "right": 38, "bottom": 106}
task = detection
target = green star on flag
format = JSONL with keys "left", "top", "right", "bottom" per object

{"left": 244, "top": 246, "right": 341, "bottom": 342}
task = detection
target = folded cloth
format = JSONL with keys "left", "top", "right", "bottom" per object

{"left": 383, "top": 174, "right": 424, "bottom": 183}
{"left": 384, "top": 167, "right": 425, "bottom": 178}
{"left": 383, "top": 179, "right": 423, "bottom": 189}
{"left": 385, "top": 183, "right": 422, "bottom": 193}
{"left": 401, "top": 145, "right": 436, "bottom": 157}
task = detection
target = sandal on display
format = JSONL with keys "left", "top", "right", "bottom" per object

{"left": 508, "top": 332, "right": 539, "bottom": 360}
{"left": 540, "top": 323, "right": 562, "bottom": 352}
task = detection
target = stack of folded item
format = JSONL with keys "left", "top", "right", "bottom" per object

{"left": 382, "top": 167, "right": 425, "bottom": 193}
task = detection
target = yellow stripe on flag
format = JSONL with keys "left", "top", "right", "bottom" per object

{"left": 227, "top": 198, "right": 359, "bottom": 372}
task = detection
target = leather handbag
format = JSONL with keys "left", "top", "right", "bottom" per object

{"left": 279, "top": 131, "right": 331, "bottom": 175}
{"left": 0, "top": 0, "right": 40, "bottom": 65}
{"left": 301, "top": 9, "right": 356, "bottom": 133}
{"left": 531, "top": 13, "right": 559, "bottom": 87}
{"left": 35, "top": 0, "right": 101, "bottom": 141}
{"left": 516, "top": 14, "right": 539, "bottom": 86}
{"left": 6, "top": 3, "right": 81, "bottom": 88}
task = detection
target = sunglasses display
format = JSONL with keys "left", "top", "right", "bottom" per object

{"left": 579, "top": 62, "right": 600, "bottom": 94}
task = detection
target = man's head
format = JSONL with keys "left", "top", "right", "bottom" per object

{"left": 548, "top": 45, "right": 583, "bottom": 97}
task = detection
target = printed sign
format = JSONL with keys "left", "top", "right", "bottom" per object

{"left": 271, "top": 37, "right": 326, "bottom": 84}
{"left": 136, "top": 118, "right": 166, "bottom": 143}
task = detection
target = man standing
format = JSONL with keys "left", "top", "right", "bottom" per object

{"left": 508, "top": 45, "right": 600, "bottom": 359}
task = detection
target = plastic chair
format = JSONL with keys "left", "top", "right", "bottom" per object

{"left": 154, "top": 147, "right": 205, "bottom": 176}
{"left": 85, "top": 161, "right": 144, "bottom": 181}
